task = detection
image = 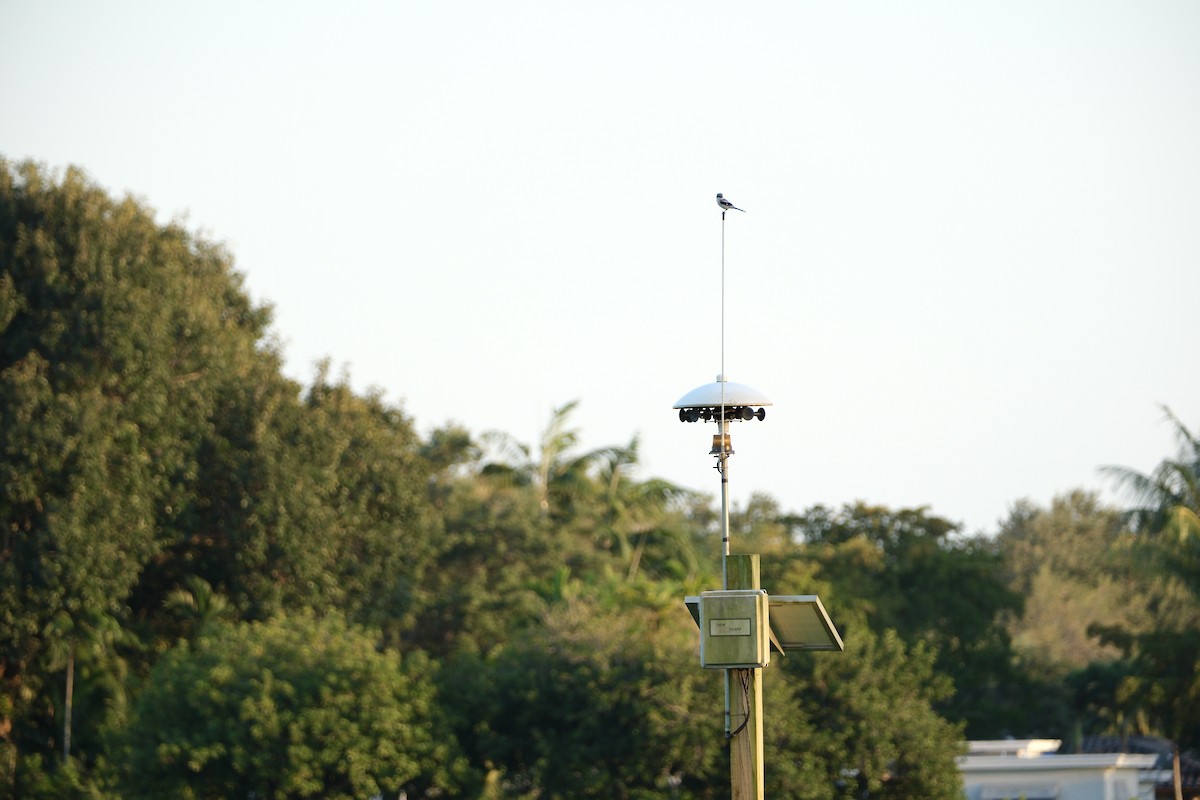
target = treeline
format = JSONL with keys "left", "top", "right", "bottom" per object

{"left": 1, "top": 160, "right": 1197, "bottom": 798}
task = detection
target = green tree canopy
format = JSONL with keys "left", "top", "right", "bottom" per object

{"left": 1094, "top": 409, "right": 1200, "bottom": 770}
{"left": 1, "top": 161, "right": 445, "bottom": 790}
{"left": 777, "top": 502, "right": 1026, "bottom": 735}
{"left": 438, "top": 582, "right": 723, "bottom": 799}
{"left": 0, "top": 158, "right": 285, "bottom": 779}
{"left": 1102, "top": 406, "right": 1200, "bottom": 595}
{"left": 767, "top": 619, "right": 965, "bottom": 799}
{"left": 115, "top": 612, "right": 464, "bottom": 799}
{"left": 13, "top": 155, "right": 1199, "bottom": 797}
{"left": 995, "top": 491, "right": 1142, "bottom": 674}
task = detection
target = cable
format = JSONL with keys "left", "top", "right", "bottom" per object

{"left": 725, "top": 670, "right": 753, "bottom": 739}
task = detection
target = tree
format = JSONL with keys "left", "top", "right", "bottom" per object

{"left": 1102, "top": 406, "right": 1200, "bottom": 595}
{"left": 766, "top": 619, "right": 965, "bottom": 799}
{"left": 409, "top": 435, "right": 563, "bottom": 656}
{"left": 782, "top": 502, "right": 1027, "bottom": 736}
{"left": 163, "top": 576, "right": 232, "bottom": 642}
{"left": 413, "top": 405, "right": 696, "bottom": 657}
{"left": 480, "top": 400, "right": 613, "bottom": 521}
{"left": 238, "top": 370, "right": 441, "bottom": 634}
{"left": 439, "top": 585, "right": 724, "bottom": 799}
{"left": 0, "top": 159, "right": 283, "bottom": 787}
{"left": 1098, "top": 409, "right": 1200, "bottom": 794}
{"left": 591, "top": 435, "right": 696, "bottom": 582}
{"left": 1, "top": 159, "right": 450, "bottom": 791}
{"left": 995, "top": 491, "right": 1142, "bottom": 673}
{"left": 115, "top": 612, "right": 465, "bottom": 799}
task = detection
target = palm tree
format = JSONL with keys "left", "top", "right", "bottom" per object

{"left": 1101, "top": 406, "right": 1200, "bottom": 800}
{"left": 481, "top": 401, "right": 615, "bottom": 518}
{"left": 1101, "top": 405, "right": 1200, "bottom": 593}
{"left": 593, "top": 435, "right": 696, "bottom": 580}
{"left": 42, "top": 610, "right": 131, "bottom": 762}
{"left": 165, "top": 575, "right": 230, "bottom": 638}
{"left": 481, "top": 405, "right": 699, "bottom": 579}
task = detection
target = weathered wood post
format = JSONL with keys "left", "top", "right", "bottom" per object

{"left": 726, "top": 554, "right": 765, "bottom": 800}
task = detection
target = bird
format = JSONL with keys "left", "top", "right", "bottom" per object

{"left": 716, "top": 193, "right": 745, "bottom": 212}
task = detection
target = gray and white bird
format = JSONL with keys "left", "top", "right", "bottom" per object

{"left": 716, "top": 193, "right": 745, "bottom": 212}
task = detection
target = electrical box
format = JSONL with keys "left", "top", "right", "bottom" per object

{"left": 698, "top": 589, "right": 770, "bottom": 669}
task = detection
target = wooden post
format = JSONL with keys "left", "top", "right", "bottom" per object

{"left": 726, "top": 554, "right": 764, "bottom": 800}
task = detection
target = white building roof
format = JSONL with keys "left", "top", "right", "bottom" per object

{"left": 960, "top": 740, "right": 1163, "bottom": 800}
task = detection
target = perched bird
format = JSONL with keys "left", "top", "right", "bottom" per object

{"left": 716, "top": 193, "right": 745, "bottom": 212}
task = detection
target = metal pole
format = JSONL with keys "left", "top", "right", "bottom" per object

{"left": 720, "top": 420, "right": 732, "bottom": 736}
{"left": 720, "top": 419, "right": 731, "bottom": 588}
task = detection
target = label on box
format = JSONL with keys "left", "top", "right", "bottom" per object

{"left": 709, "top": 618, "right": 752, "bottom": 636}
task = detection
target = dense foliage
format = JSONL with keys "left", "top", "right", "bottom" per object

{"left": 2, "top": 159, "right": 1197, "bottom": 797}
{"left": 116, "top": 612, "right": 463, "bottom": 799}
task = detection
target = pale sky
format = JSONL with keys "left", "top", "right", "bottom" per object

{"left": 3, "top": 1, "right": 1198, "bottom": 534}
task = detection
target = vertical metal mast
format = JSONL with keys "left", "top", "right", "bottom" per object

{"left": 675, "top": 197, "right": 843, "bottom": 796}
{"left": 674, "top": 194, "right": 769, "bottom": 742}
{"left": 720, "top": 206, "right": 729, "bottom": 590}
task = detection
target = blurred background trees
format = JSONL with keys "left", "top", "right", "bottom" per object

{"left": 2, "top": 159, "right": 1197, "bottom": 797}
{"left": 116, "top": 612, "right": 464, "bottom": 799}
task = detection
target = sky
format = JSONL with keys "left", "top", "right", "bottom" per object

{"left": 3, "top": 1, "right": 1198, "bottom": 534}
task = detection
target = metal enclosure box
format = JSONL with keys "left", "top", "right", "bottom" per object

{"left": 698, "top": 589, "right": 770, "bottom": 669}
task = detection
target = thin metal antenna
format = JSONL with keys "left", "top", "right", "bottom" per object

{"left": 720, "top": 206, "right": 731, "bottom": 740}
{"left": 719, "top": 208, "right": 728, "bottom": 585}
{"left": 721, "top": 208, "right": 726, "bottom": 387}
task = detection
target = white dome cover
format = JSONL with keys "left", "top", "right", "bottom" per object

{"left": 673, "top": 375, "right": 773, "bottom": 409}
